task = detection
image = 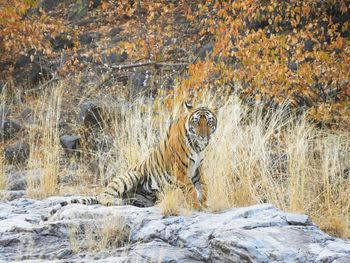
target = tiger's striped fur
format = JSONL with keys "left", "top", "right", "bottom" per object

{"left": 46, "top": 104, "right": 217, "bottom": 219}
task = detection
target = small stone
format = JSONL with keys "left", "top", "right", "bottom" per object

{"left": 39, "top": 0, "right": 60, "bottom": 12}
{"left": 78, "top": 33, "right": 93, "bottom": 45}
{"left": 4, "top": 142, "right": 30, "bottom": 164}
{"left": 131, "top": 72, "right": 148, "bottom": 88}
{"left": 0, "top": 190, "right": 25, "bottom": 201}
{"left": 20, "top": 108, "right": 33, "bottom": 123}
{"left": 6, "top": 171, "right": 27, "bottom": 191}
{"left": 288, "top": 61, "right": 298, "bottom": 72}
{"left": 60, "top": 135, "right": 81, "bottom": 150}
{"left": 79, "top": 101, "right": 103, "bottom": 128}
{"left": 284, "top": 213, "right": 311, "bottom": 226}
{"left": 111, "top": 35, "right": 127, "bottom": 43}
{"left": 108, "top": 51, "right": 128, "bottom": 64}
{"left": 68, "top": 0, "right": 88, "bottom": 21}
{"left": 91, "top": 0, "right": 102, "bottom": 8}
{"left": 15, "top": 55, "right": 31, "bottom": 69}
{"left": 56, "top": 248, "right": 72, "bottom": 259}
{"left": 197, "top": 42, "right": 214, "bottom": 60}
{"left": 12, "top": 54, "right": 50, "bottom": 85}
{"left": 304, "top": 39, "right": 316, "bottom": 52}
{"left": 1, "top": 119, "right": 22, "bottom": 140}
{"left": 0, "top": 106, "right": 10, "bottom": 119}
{"left": 50, "top": 34, "right": 74, "bottom": 51}
{"left": 109, "top": 27, "right": 123, "bottom": 38}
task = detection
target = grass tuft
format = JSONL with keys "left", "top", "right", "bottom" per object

{"left": 157, "top": 186, "right": 191, "bottom": 216}
{"left": 69, "top": 215, "right": 130, "bottom": 253}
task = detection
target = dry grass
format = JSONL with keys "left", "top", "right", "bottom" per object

{"left": 69, "top": 215, "right": 130, "bottom": 253}
{"left": 0, "top": 85, "right": 7, "bottom": 190}
{"left": 2, "top": 78, "right": 348, "bottom": 238}
{"left": 203, "top": 98, "right": 350, "bottom": 238}
{"left": 26, "top": 85, "right": 63, "bottom": 198}
{"left": 157, "top": 186, "right": 191, "bottom": 216}
{"left": 0, "top": 148, "right": 5, "bottom": 190}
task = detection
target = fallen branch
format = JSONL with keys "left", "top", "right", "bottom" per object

{"left": 110, "top": 61, "right": 188, "bottom": 70}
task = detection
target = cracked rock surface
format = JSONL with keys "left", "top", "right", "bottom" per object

{"left": 0, "top": 196, "right": 349, "bottom": 262}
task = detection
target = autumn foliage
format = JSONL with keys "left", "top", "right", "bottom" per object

{"left": 0, "top": 0, "right": 349, "bottom": 126}
{"left": 179, "top": 0, "right": 350, "bottom": 128}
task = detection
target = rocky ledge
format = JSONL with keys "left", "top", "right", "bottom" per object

{"left": 0, "top": 196, "right": 349, "bottom": 262}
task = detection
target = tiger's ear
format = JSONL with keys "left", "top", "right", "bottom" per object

{"left": 183, "top": 101, "right": 193, "bottom": 112}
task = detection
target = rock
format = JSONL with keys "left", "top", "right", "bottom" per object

{"left": 0, "top": 190, "right": 25, "bottom": 201}
{"left": 12, "top": 52, "right": 51, "bottom": 85}
{"left": 22, "top": 7, "right": 41, "bottom": 19}
{"left": 50, "top": 34, "right": 74, "bottom": 51}
{"left": 78, "top": 101, "right": 103, "bottom": 129}
{"left": 19, "top": 108, "right": 33, "bottom": 124}
{"left": 288, "top": 61, "right": 298, "bottom": 72}
{"left": 68, "top": 0, "right": 89, "bottom": 21}
{"left": 58, "top": 119, "right": 72, "bottom": 134}
{"left": 4, "top": 169, "right": 42, "bottom": 192}
{"left": 131, "top": 72, "right": 148, "bottom": 88}
{"left": 197, "top": 41, "right": 214, "bottom": 60}
{"left": 91, "top": 0, "right": 102, "bottom": 9}
{"left": 14, "top": 54, "right": 31, "bottom": 68}
{"left": 111, "top": 35, "right": 128, "bottom": 43}
{"left": 0, "top": 119, "right": 21, "bottom": 140}
{"left": 108, "top": 51, "right": 128, "bottom": 64}
{"left": 109, "top": 27, "right": 123, "bottom": 38}
{"left": 0, "top": 200, "right": 349, "bottom": 262}
{"left": 60, "top": 135, "right": 81, "bottom": 150}
{"left": 39, "top": 0, "right": 60, "bottom": 12}
{"left": 4, "top": 142, "right": 30, "bottom": 164}
{"left": 78, "top": 32, "right": 93, "bottom": 45}
{"left": 0, "top": 106, "right": 10, "bottom": 120}
{"left": 128, "top": 72, "right": 152, "bottom": 98}
{"left": 304, "top": 38, "right": 316, "bottom": 52}
{"left": 6, "top": 171, "right": 27, "bottom": 191}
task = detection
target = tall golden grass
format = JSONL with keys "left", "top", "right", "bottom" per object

{"left": 26, "top": 85, "right": 63, "bottom": 198}
{"left": 203, "top": 98, "right": 349, "bottom": 238}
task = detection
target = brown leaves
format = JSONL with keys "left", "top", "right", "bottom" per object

{"left": 176, "top": 0, "right": 350, "bottom": 128}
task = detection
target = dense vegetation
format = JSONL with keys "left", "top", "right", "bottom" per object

{"left": 1, "top": 0, "right": 349, "bottom": 127}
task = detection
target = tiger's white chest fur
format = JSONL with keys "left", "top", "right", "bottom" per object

{"left": 189, "top": 152, "right": 202, "bottom": 178}
{"left": 188, "top": 151, "right": 203, "bottom": 200}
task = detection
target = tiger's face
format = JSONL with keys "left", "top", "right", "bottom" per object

{"left": 187, "top": 107, "right": 217, "bottom": 142}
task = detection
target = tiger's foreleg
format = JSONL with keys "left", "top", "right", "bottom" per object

{"left": 197, "top": 165, "right": 208, "bottom": 209}
{"left": 98, "top": 169, "right": 141, "bottom": 206}
{"left": 175, "top": 168, "right": 202, "bottom": 209}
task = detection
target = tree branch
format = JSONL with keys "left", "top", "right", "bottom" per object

{"left": 110, "top": 61, "right": 188, "bottom": 70}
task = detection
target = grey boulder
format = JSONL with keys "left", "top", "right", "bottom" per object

{"left": 0, "top": 198, "right": 349, "bottom": 262}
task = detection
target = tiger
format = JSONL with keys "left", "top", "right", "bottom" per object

{"left": 46, "top": 103, "right": 217, "bottom": 219}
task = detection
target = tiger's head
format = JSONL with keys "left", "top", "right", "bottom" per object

{"left": 184, "top": 102, "right": 217, "bottom": 144}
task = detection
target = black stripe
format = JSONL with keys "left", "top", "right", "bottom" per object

{"left": 163, "top": 173, "right": 173, "bottom": 184}
{"left": 104, "top": 190, "right": 117, "bottom": 197}
{"left": 170, "top": 144, "right": 188, "bottom": 169}
{"left": 129, "top": 171, "right": 139, "bottom": 187}
{"left": 150, "top": 174, "right": 160, "bottom": 189}
{"left": 108, "top": 182, "right": 121, "bottom": 195}
{"left": 147, "top": 175, "right": 153, "bottom": 190}
{"left": 118, "top": 177, "right": 128, "bottom": 193}
{"left": 124, "top": 171, "right": 135, "bottom": 189}
{"left": 180, "top": 139, "right": 194, "bottom": 163}
{"left": 192, "top": 175, "right": 200, "bottom": 185}
{"left": 185, "top": 129, "right": 197, "bottom": 152}
{"left": 158, "top": 148, "right": 165, "bottom": 164}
